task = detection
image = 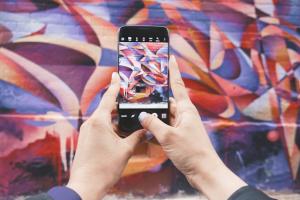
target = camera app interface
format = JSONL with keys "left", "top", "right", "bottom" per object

{"left": 118, "top": 34, "right": 169, "bottom": 132}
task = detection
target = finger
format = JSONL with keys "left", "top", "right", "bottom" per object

{"left": 169, "top": 97, "right": 177, "bottom": 116}
{"left": 111, "top": 103, "right": 118, "bottom": 115}
{"left": 124, "top": 129, "right": 146, "bottom": 152}
{"left": 111, "top": 103, "right": 118, "bottom": 123}
{"left": 169, "top": 97, "right": 177, "bottom": 126}
{"left": 138, "top": 112, "right": 171, "bottom": 143}
{"left": 169, "top": 55, "right": 190, "bottom": 102}
{"left": 94, "top": 72, "right": 120, "bottom": 116}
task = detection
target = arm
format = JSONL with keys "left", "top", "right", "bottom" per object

{"left": 39, "top": 72, "right": 145, "bottom": 200}
{"left": 139, "top": 56, "right": 274, "bottom": 200}
{"left": 66, "top": 72, "right": 146, "bottom": 200}
{"left": 35, "top": 58, "right": 272, "bottom": 200}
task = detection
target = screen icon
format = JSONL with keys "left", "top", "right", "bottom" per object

{"left": 128, "top": 37, "right": 132, "bottom": 41}
{"left": 152, "top": 113, "right": 158, "bottom": 118}
{"left": 149, "top": 37, "right": 153, "bottom": 41}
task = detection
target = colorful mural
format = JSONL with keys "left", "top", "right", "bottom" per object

{"left": 0, "top": 0, "right": 300, "bottom": 198}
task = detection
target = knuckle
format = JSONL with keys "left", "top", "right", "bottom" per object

{"left": 99, "top": 110, "right": 110, "bottom": 118}
{"left": 143, "top": 114, "right": 154, "bottom": 127}
{"left": 174, "top": 79, "right": 185, "bottom": 87}
{"left": 108, "top": 84, "right": 119, "bottom": 93}
{"left": 181, "top": 102, "right": 198, "bottom": 114}
{"left": 103, "top": 92, "right": 115, "bottom": 101}
{"left": 86, "top": 118, "right": 104, "bottom": 129}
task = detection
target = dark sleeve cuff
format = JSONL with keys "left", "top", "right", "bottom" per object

{"left": 228, "top": 186, "right": 276, "bottom": 200}
{"left": 48, "top": 186, "right": 81, "bottom": 200}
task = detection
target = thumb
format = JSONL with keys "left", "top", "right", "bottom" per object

{"left": 138, "top": 112, "right": 170, "bottom": 143}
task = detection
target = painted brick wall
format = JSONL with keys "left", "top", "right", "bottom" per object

{"left": 0, "top": 0, "right": 299, "bottom": 198}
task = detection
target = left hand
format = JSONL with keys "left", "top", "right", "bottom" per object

{"left": 67, "top": 72, "right": 146, "bottom": 200}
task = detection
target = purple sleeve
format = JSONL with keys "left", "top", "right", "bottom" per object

{"left": 228, "top": 186, "right": 276, "bottom": 200}
{"left": 48, "top": 186, "right": 81, "bottom": 200}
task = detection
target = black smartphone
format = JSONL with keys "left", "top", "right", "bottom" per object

{"left": 118, "top": 25, "right": 169, "bottom": 134}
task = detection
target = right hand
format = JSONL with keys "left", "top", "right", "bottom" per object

{"left": 139, "top": 56, "right": 246, "bottom": 200}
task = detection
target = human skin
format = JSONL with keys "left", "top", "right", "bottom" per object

{"left": 67, "top": 56, "right": 247, "bottom": 200}
{"left": 138, "top": 56, "right": 247, "bottom": 200}
{"left": 66, "top": 72, "right": 146, "bottom": 200}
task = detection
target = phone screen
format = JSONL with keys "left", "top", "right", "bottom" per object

{"left": 118, "top": 26, "right": 169, "bottom": 133}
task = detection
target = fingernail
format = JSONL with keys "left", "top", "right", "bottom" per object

{"left": 138, "top": 112, "right": 148, "bottom": 122}
{"left": 146, "top": 131, "right": 153, "bottom": 141}
{"left": 111, "top": 72, "right": 117, "bottom": 83}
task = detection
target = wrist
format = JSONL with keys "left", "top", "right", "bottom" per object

{"left": 186, "top": 153, "right": 247, "bottom": 200}
{"left": 67, "top": 170, "right": 112, "bottom": 200}
{"left": 186, "top": 152, "right": 223, "bottom": 188}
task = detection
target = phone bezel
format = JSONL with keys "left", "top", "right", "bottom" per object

{"left": 117, "top": 25, "right": 170, "bottom": 134}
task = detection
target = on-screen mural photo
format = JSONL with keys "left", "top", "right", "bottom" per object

{"left": 119, "top": 42, "right": 168, "bottom": 108}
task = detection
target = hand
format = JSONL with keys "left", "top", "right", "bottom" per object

{"left": 67, "top": 72, "right": 145, "bottom": 200}
{"left": 139, "top": 56, "right": 247, "bottom": 200}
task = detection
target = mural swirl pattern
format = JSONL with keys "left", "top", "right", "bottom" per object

{"left": 0, "top": 0, "right": 299, "bottom": 197}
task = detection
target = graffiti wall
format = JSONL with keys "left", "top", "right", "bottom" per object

{"left": 0, "top": 0, "right": 300, "bottom": 198}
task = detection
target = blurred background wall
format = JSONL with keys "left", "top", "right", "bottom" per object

{"left": 0, "top": 0, "right": 299, "bottom": 198}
